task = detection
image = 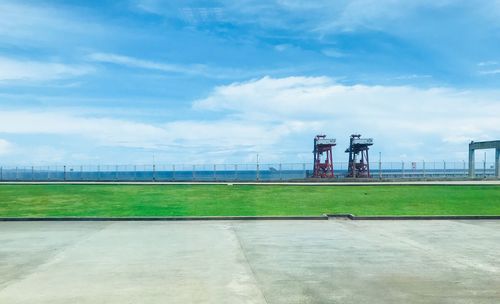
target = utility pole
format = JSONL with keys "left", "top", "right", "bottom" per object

{"left": 484, "top": 152, "right": 487, "bottom": 178}
{"left": 378, "top": 152, "right": 382, "bottom": 179}
{"left": 256, "top": 153, "right": 260, "bottom": 181}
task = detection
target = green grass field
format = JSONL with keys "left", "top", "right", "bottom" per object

{"left": 0, "top": 184, "right": 499, "bottom": 217}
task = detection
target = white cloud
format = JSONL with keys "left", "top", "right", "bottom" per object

{"left": 0, "top": 2, "right": 108, "bottom": 47}
{"left": 479, "top": 69, "right": 500, "bottom": 75}
{"left": 392, "top": 74, "right": 432, "bottom": 80}
{"left": 0, "top": 110, "right": 307, "bottom": 161}
{"left": 478, "top": 61, "right": 499, "bottom": 66}
{"left": 0, "top": 111, "right": 167, "bottom": 148}
{"left": 133, "top": 0, "right": 459, "bottom": 34}
{"left": 87, "top": 52, "right": 258, "bottom": 79}
{"left": 275, "top": 44, "right": 292, "bottom": 52}
{"left": 0, "top": 139, "right": 13, "bottom": 155}
{"left": 0, "top": 2, "right": 65, "bottom": 42}
{"left": 317, "top": 0, "right": 454, "bottom": 32}
{"left": 1, "top": 76, "right": 499, "bottom": 163}
{"left": 0, "top": 57, "right": 92, "bottom": 82}
{"left": 87, "top": 52, "right": 199, "bottom": 75}
{"left": 321, "top": 48, "right": 345, "bottom": 58}
{"left": 86, "top": 52, "right": 293, "bottom": 80}
{"left": 163, "top": 119, "right": 311, "bottom": 149}
{"left": 194, "top": 76, "right": 500, "bottom": 159}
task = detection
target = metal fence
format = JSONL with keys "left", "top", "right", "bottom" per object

{"left": 0, "top": 161, "right": 497, "bottom": 181}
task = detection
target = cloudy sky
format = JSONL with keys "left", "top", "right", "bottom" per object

{"left": 0, "top": 0, "right": 499, "bottom": 165}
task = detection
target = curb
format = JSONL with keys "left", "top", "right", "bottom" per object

{"left": 0, "top": 216, "right": 328, "bottom": 221}
{"left": 0, "top": 215, "right": 499, "bottom": 221}
{"left": 326, "top": 214, "right": 500, "bottom": 220}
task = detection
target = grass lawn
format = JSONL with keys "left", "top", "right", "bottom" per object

{"left": 0, "top": 184, "right": 499, "bottom": 217}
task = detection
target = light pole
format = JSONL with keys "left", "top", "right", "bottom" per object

{"left": 483, "top": 152, "right": 487, "bottom": 178}
{"left": 378, "top": 152, "right": 382, "bottom": 179}
{"left": 256, "top": 153, "right": 260, "bottom": 181}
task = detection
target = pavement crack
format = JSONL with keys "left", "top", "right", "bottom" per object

{"left": 229, "top": 223, "right": 269, "bottom": 304}
{"left": 0, "top": 222, "right": 112, "bottom": 292}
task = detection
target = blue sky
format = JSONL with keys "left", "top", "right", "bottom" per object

{"left": 0, "top": 0, "right": 499, "bottom": 165}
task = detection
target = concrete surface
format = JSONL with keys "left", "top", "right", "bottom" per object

{"left": 0, "top": 220, "right": 499, "bottom": 303}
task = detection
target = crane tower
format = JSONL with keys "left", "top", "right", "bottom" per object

{"left": 345, "top": 134, "right": 373, "bottom": 178}
{"left": 312, "top": 135, "right": 336, "bottom": 178}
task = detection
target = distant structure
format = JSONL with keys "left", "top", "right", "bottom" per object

{"left": 345, "top": 134, "right": 373, "bottom": 178}
{"left": 468, "top": 140, "right": 500, "bottom": 178}
{"left": 312, "top": 135, "right": 336, "bottom": 178}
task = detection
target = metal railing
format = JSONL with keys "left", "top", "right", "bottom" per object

{"left": 0, "top": 161, "right": 497, "bottom": 182}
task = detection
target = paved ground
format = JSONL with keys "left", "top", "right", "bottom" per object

{"left": 1, "top": 180, "right": 500, "bottom": 185}
{"left": 1, "top": 220, "right": 499, "bottom": 303}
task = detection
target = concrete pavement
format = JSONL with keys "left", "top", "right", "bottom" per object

{"left": 1, "top": 220, "right": 499, "bottom": 303}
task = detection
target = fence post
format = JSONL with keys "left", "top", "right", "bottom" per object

{"left": 63, "top": 165, "right": 66, "bottom": 181}
{"left": 256, "top": 163, "right": 260, "bottom": 181}
{"left": 483, "top": 159, "right": 486, "bottom": 178}
{"left": 234, "top": 164, "right": 238, "bottom": 181}
{"left": 279, "top": 163, "right": 282, "bottom": 181}
{"left": 213, "top": 164, "right": 217, "bottom": 181}
{"left": 172, "top": 165, "right": 175, "bottom": 181}
{"left": 302, "top": 163, "right": 306, "bottom": 178}
{"left": 153, "top": 164, "right": 156, "bottom": 182}
{"left": 423, "top": 161, "right": 426, "bottom": 178}
{"left": 192, "top": 165, "right": 196, "bottom": 181}
{"left": 443, "top": 161, "right": 446, "bottom": 177}
{"left": 31, "top": 166, "right": 34, "bottom": 181}
{"left": 377, "top": 162, "right": 381, "bottom": 179}
{"left": 47, "top": 166, "right": 50, "bottom": 181}
{"left": 401, "top": 162, "right": 404, "bottom": 178}
{"left": 0, "top": 166, "right": 2, "bottom": 181}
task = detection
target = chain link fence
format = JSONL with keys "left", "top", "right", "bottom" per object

{"left": 0, "top": 161, "right": 498, "bottom": 181}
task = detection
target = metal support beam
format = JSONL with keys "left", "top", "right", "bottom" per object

{"left": 468, "top": 140, "right": 500, "bottom": 178}
{"left": 496, "top": 148, "right": 500, "bottom": 178}
{"left": 469, "top": 148, "right": 475, "bottom": 178}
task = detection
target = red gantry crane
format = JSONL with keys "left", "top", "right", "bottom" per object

{"left": 312, "top": 135, "right": 336, "bottom": 178}
{"left": 345, "top": 134, "right": 373, "bottom": 178}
